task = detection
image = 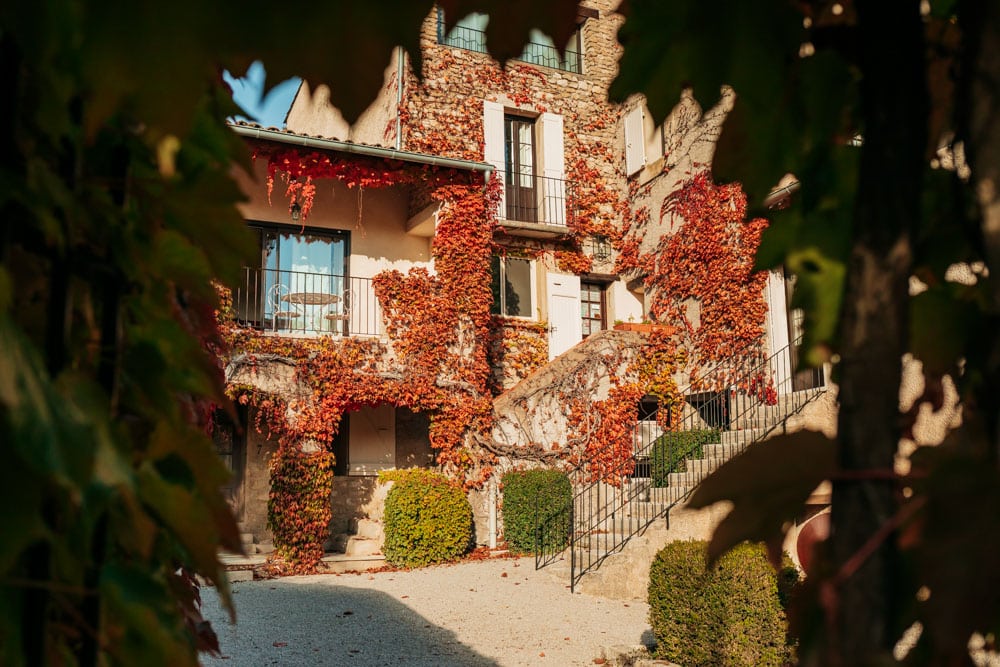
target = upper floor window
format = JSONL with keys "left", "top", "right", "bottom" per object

{"left": 438, "top": 11, "right": 489, "bottom": 53}
{"left": 436, "top": 10, "right": 583, "bottom": 74}
{"left": 484, "top": 103, "right": 567, "bottom": 228}
{"left": 505, "top": 115, "right": 537, "bottom": 222}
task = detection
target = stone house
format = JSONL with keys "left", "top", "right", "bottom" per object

{"left": 216, "top": 1, "right": 836, "bottom": 565}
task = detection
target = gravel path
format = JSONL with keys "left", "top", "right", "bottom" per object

{"left": 200, "top": 556, "right": 652, "bottom": 666}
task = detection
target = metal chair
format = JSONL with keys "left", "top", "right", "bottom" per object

{"left": 268, "top": 283, "right": 301, "bottom": 331}
{"left": 324, "top": 288, "right": 353, "bottom": 335}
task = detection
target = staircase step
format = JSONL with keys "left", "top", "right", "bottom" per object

{"left": 320, "top": 554, "right": 386, "bottom": 574}
{"left": 702, "top": 442, "right": 742, "bottom": 460}
{"left": 344, "top": 536, "right": 382, "bottom": 557}
{"left": 352, "top": 518, "right": 384, "bottom": 541}
{"left": 239, "top": 532, "right": 255, "bottom": 550}
{"left": 328, "top": 533, "right": 350, "bottom": 553}
{"left": 720, "top": 428, "right": 766, "bottom": 445}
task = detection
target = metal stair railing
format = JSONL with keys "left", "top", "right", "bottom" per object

{"left": 533, "top": 338, "right": 826, "bottom": 591}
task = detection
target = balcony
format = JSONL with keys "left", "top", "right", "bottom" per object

{"left": 229, "top": 268, "right": 382, "bottom": 337}
{"left": 437, "top": 18, "right": 583, "bottom": 74}
{"left": 497, "top": 170, "right": 573, "bottom": 238}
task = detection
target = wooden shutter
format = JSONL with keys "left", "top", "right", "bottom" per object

{"left": 483, "top": 100, "right": 506, "bottom": 217}
{"left": 539, "top": 112, "right": 566, "bottom": 224}
{"left": 624, "top": 106, "right": 645, "bottom": 176}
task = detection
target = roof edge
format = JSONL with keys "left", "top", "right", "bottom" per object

{"left": 228, "top": 122, "right": 494, "bottom": 175}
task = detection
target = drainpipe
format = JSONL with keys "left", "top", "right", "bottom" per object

{"left": 395, "top": 48, "right": 405, "bottom": 151}
{"left": 489, "top": 475, "right": 498, "bottom": 550}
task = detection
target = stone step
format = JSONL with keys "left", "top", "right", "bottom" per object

{"left": 702, "top": 442, "right": 742, "bottom": 460}
{"left": 720, "top": 428, "right": 765, "bottom": 446}
{"left": 254, "top": 541, "right": 275, "bottom": 555}
{"left": 344, "top": 536, "right": 382, "bottom": 557}
{"left": 320, "top": 553, "right": 386, "bottom": 574}
{"left": 352, "top": 518, "right": 384, "bottom": 541}
{"left": 239, "top": 532, "right": 255, "bottom": 550}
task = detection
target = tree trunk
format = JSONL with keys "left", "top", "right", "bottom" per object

{"left": 961, "top": 0, "right": 1000, "bottom": 463}
{"left": 828, "top": 1, "right": 926, "bottom": 664}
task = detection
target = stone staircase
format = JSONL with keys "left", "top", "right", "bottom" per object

{"left": 545, "top": 384, "right": 832, "bottom": 600}
{"left": 323, "top": 517, "right": 387, "bottom": 573}
{"left": 238, "top": 523, "right": 274, "bottom": 556}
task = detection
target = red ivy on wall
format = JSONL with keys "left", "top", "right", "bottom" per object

{"left": 220, "top": 148, "right": 499, "bottom": 567}
{"left": 618, "top": 172, "right": 771, "bottom": 395}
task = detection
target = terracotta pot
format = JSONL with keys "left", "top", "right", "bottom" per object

{"left": 613, "top": 322, "right": 675, "bottom": 335}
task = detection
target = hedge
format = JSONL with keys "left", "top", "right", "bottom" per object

{"left": 381, "top": 469, "right": 473, "bottom": 567}
{"left": 648, "top": 540, "right": 798, "bottom": 666}
{"left": 648, "top": 428, "right": 720, "bottom": 487}
{"left": 501, "top": 469, "right": 572, "bottom": 555}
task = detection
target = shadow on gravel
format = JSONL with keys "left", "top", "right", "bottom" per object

{"left": 202, "top": 582, "right": 499, "bottom": 666}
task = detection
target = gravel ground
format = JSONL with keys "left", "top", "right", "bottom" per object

{"left": 199, "top": 556, "right": 652, "bottom": 666}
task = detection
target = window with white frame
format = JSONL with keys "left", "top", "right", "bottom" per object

{"left": 483, "top": 103, "right": 566, "bottom": 226}
{"left": 491, "top": 256, "right": 534, "bottom": 317}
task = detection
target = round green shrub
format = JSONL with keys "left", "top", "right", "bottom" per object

{"left": 381, "top": 469, "right": 473, "bottom": 567}
{"left": 648, "top": 428, "right": 720, "bottom": 487}
{"left": 648, "top": 540, "right": 797, "bottom": 666}
{"left": 501, "top": 468, "right": 572, "bottom": 554}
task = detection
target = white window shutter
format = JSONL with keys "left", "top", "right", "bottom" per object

{"left": 624, "top": 106, "right": 645, "bottom": 176}
{"left": 483, "top": 100, "right": 506, "bottom": 218}
{"left": 539, "top": 112, "right": 566, "bottom": 225}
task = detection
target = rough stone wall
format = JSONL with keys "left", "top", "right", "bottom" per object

{"left": 491, "top": 329, "right": 644, "bottom": 450}
{"left": 329, "top": 476, "right": 380, "bottom": 536}
{"left": 489, "top": 318, "right": 549, "bottom": 392}
{"left": 628, "top": 89, "right": 735, "bottom": 260}
{"left": 404, "top": 1, "right": 627, "bottom": 220}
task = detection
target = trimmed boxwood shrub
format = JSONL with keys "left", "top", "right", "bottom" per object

{"left": 648, "top": 428, "right": 720, "bottom": 487}
{"left": 501, "top": 469, "right": 572, "bottom": 554}
{"left": 380, "top": 469, "right": 473, "bottom": 567}
{"left": 648, "top": 540, "right": 797, "bottom": 666}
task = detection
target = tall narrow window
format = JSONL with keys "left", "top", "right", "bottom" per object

{"left": 491, "top": 256, "right": 534, "bottom": 317}
{"left": 580, "top": 282, "right": 606, "bottom": 337}
{"left": 504, "top": 116, "right": 537, "bottom": 222}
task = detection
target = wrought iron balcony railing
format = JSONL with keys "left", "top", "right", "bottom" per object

{"left": 228, "top": 267, "right": 382, "bottom": 338}
{"left": 437, "top": 18, "right": 583, "bottom": 74}
{"left": 498, "top": 170, "right": 572, "bottom": 227}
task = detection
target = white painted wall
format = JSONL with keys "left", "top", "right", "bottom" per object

{"left": 348, "top": 404, "right": 396, "bottom": 475}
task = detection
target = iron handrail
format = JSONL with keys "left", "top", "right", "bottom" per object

{"left": 533, "top": 337, "right": 826, "bottom": 590}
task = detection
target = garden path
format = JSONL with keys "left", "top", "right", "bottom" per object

{"left": 199, "top": 556, "right": 652, "bottom": 666}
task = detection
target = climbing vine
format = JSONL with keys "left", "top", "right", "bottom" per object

{"left": 565, "top": 327, "right": 686, "bottom": 483}
{"left": 218, "top": 145, "right": 500, "bottom": 568}
{"left": 487, "top": 317, "right": 549, "bottom": 392}
{"left": 618, "top": 172, "right": 771, "bottom": 395}
{"left": 220, "top": 16, "right": 769, "bottom": 565}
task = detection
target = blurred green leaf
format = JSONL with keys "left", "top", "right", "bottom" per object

{"left": 611, "top": 0, "right": 802, "bottom": 124}
{"left": 910, "top": 283, "right": 978, "bottom": 377}
{"left": 688, "top": 430, "right": 836, "bottom": 565}
{"left": 136, "top": 464, "right": 224, "bottom": 578}
{"left": 907, "top": 441, "right": 1000, "bottom": 661}
{"left": 101, "top": 563, "right": 197, "bottom": 667}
